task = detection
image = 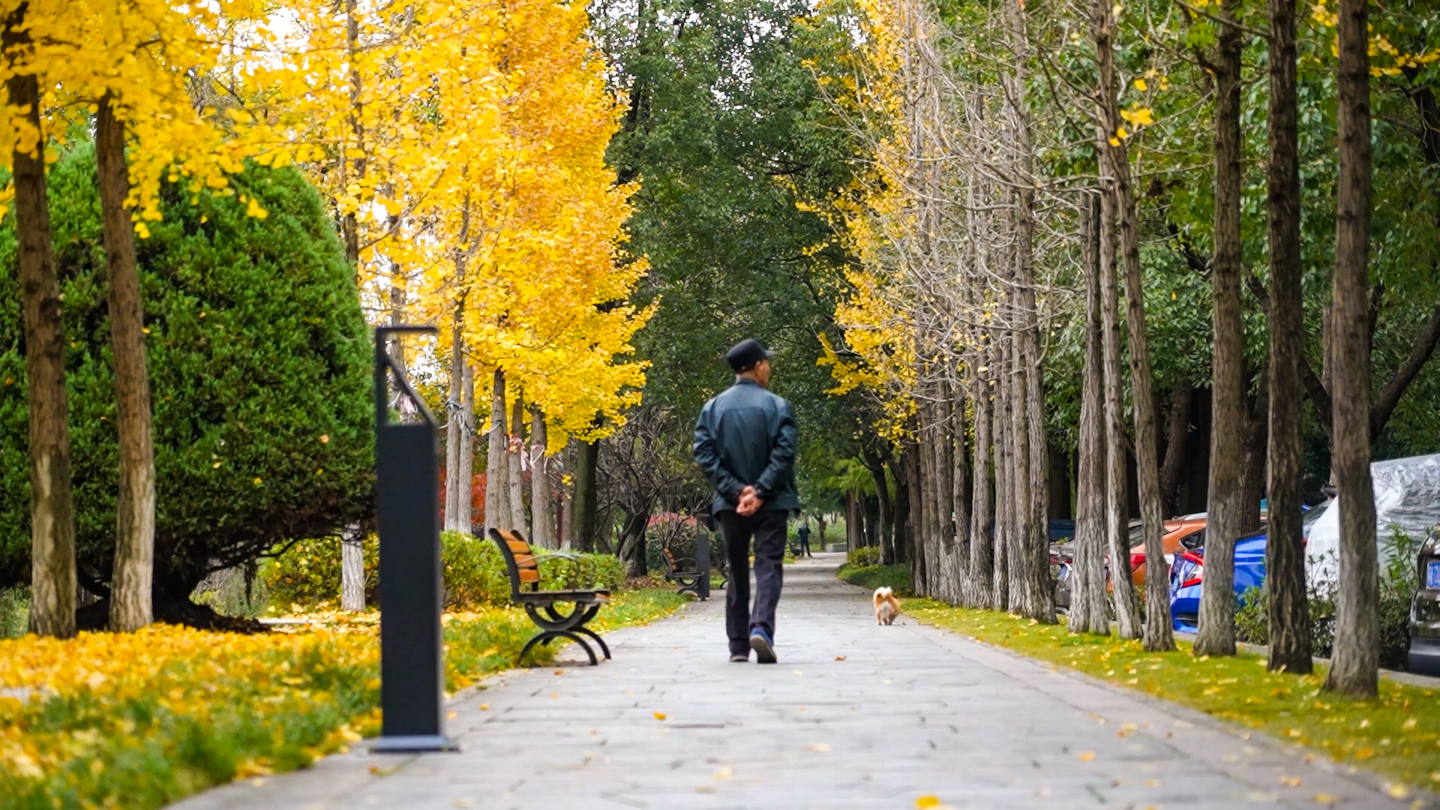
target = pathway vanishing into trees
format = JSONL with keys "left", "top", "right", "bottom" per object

{"left": 173, "top": 555, "right": 1409, "bottom": 809}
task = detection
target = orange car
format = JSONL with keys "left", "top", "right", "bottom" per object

{"left": 1128, "top": 516, "right": 1207, "bottom": 586}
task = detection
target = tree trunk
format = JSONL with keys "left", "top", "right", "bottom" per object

{"left": 933, "top": 395, "right": 955, "bottom": 601}
{"left": 573, "top": 437, "right": 600, "bottom": 552}
{"left": 992, "top": 357, "right": 1010, "bottom": 611}
{"left": 1239, "top": 379, "right": 1268, "bottom": 535}
{"left": 96, "top": 94, "right": 155, "bottom": 633}
{"left": 508, "top": 391, "right": 528, "bottom": 535}
{"left": 886, "top": 459, "right": 904, "bottom": 566}
{"left": 905, "top": 441, "right": 923, "bottom": 566}
{"left": 1115, "top": 137, "right": 1173, "bottom": 649}
{"left": 8, "top": 7, "right": 75, "bottom": 638}
{"left": 1265, "top": 0, "right": 1311, "bottom": 675}
{"left": 445, "top": 332, "right": 465, "bottom": 532}
{"left": 340, "top": 528, "right": 365, "bottom": 612}
{"left": 1047, "top": 443, "right": 1071, "bottom": 521}
{"left": 485, "top": 370, "right": 508, "bottom": 531}
{"left": 559, "top": 440, "right": 576, "bottom": 548}
{"left": 1096, "top": 134, "right": 1141, "bottom": 639}
{"left": 530, "top": 407, "right": 553, "bottom": 548}
{"left": 1073, "top": 191, "right": 1111, "bottom": 635}
{"left": 1159, "top": 380, "right": 1194, "bottom": 518}
{"left": 457, "top": 365, "right": 474, "bottom": 533}
{"left": 617, "top": 510, "right": 649, "bottom": 579}
{"left": 846, "top": 490, "right": 861, "bottom": 553}
{"left": 968, "top": 348, "right": 995, "bottom": 609}
{"left": 862, "top": 445, "right": 894, "bottom": 562}
{"left": 1195, "top": 4, "right": 1245, "bottom": 658}
{"left": 1324, "top": 0, "right": 1378, "bottom": 698}
{"left": 952, "top": 391, "right": 972, "bottom": 603}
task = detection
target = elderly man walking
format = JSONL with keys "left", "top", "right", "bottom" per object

{"left": 693, "top": 339, "right": 799, "bottom": 664}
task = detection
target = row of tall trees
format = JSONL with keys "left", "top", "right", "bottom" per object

{"left": 823, "top": 0, "right": 1440, "bottom": 698}
{"left": 8, "top": 0, "right": 651, "bottom": 631}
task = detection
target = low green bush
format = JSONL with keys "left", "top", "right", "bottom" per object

{"left": 1233, "top": 528, "right": 1422, "bottom": 669}
{"left": 837, "top": 563, "right": 913, "bottom": 596}
{"left": 264, "top": 531, "right": 626, "bottom": 611}
{"left": 847, "top": 547, "right": 881, "bottom": 567}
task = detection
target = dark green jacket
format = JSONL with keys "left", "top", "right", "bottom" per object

{"left": 693, "top": 378, "right": 799, "bottom": 515}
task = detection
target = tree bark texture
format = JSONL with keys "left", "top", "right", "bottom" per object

{"left": 862, "top": 445, "right": 894, "bottom": 564}
{"left": 457, "top": 365, "right": 475, "bottom": 533}
{"left": 968, "top": 357, "right": 995, "bottom": 610}
{"left": 1195, "top": 8, "right": 1245, "bottom": 658}
{"left": 573, "top": 437, "right": 600, "bottom": 552}
{"left": 952, "top": 394, "right": 972, "bottom": 603}
{"left": 1265, "top": 0, "right": 1311, "bottom": 675}
{"left": 1239, "top": 381, "right": 1268, "bottom": 535}
{"left": 890, "top": 458, "right": 908, "bottom": 565}
{"left": 1073, "top": 191, "right": 1111, "bottom": 635}
{"left": 8, "top": 6, "right": 76, "bottom": 638}
{"left": 530, "top": 407, "right": 553, "bottom": 548}
{"left": 1047, "top": 443, "right": 1071, "bottom": 521}
{"left": 905, "top": 440, "right": 923, "bottom": 569}
{"left": 508, "top": 392, "right": 528, "bottom": 535}
{"left": 96, "top": 93, "right": 155, "bottom": 633}
{"left": 992, "top": 342, "right": 1011, "bottom": 611}
{"left": 485, "top": 370, "right": 508, "bottom": 531}
{"left": 1096, "top": 136, "right": 1140, "bottom": 638}
{"left": 340, "top": 529, "right": 365, "bottom": 611}
{"left": 1324, "top": 0, "right": 1379, "bottom": 698}
{"left": 444, "top": 331, "right": 465, "bottom": 532}
{"left": 1159, "top": 380, "right": 1193, "bottom": 519}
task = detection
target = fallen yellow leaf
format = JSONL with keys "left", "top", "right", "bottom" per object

{"left": 1078, "top": 751, "right": 1096, "bottom": 762}
{"left": 653, "top": 712, "right": 667, "bottom": 721}
{"left": 916, "top": 797, "right": 941, "bottom": 809}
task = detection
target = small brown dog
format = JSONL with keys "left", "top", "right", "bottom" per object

{"left": 872, "top": 586, "right": 901, "bottom": 625}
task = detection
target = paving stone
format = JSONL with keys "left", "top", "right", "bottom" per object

{"left": 170, "top": 554, "right": 1423, "bottom": 809}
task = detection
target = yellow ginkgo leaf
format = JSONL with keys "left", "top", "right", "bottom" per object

{"left": 916, "top": 797, "right": 941, "bottom": 809}
{"left": 1134, "top": 78, "right": 1148, "bottom": 91}
{"left": 653, "top": 712, "right": 667, "bottom": 721}
{"left": 1109, "top": 137, "right": 1121, "bottom": 147}
{"left": 1314, "top": 795, "right": 1336, "bottom": 804}
{"left": 1078, "top": 751, "right": 1097, "bottom": 762}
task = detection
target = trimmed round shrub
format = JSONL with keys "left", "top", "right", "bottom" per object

{"left": 0, "top": 144, "right": 374, "bottom": 613}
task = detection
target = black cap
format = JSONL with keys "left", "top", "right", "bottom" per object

{"left": 725, "top": 339, "right": 772, "bottom": 373}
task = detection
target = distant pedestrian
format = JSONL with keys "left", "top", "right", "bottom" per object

{"left": 797, "top": 523, "right": 813, "bottom": 557}
{"left": 693, "top": 339, "right": 798, "bottom": 664}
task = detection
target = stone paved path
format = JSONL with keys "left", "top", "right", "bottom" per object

{"left": 173, "top": 553, "right": 1420, "bottom": 809}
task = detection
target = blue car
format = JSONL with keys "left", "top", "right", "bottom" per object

{"left": 1168, "top": 502, "right": 1328, "bottom": 632}
{"left": 1168, "top": 531, "right": 1267, "bottom": 632}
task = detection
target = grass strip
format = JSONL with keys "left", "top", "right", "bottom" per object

{"left": 907, "top": 599, "right": 1440, "bottom": 795}
{"left": 837, "top": 562, "right": 915, "bottom": 595}
{"left": 0, "top": 588, "right": 687, "bottom": 809}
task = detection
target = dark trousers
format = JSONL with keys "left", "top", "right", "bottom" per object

{"left": 718, "top": 509, "right": 787, "bottom": 656}
{"left": 799, "top": 535, "right": 811, "bottom": 556}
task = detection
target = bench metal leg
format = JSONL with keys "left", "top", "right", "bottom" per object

{"left": 573, "top": 626, "right": 612, "bottom": 660}
{"left": 520, "top": 630, "right": 598, "bottom": 666}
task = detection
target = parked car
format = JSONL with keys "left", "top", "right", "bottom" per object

{"left": 1128, "top": 517, "right": 1208, "bottom": 587}
{"left": 1408, "top": 528, "right": 1440, "bottom": 675}
{"left": 1051, "top": 520, "right": 1138, "bottom": 612}
{"left": 1168, "top": 502, "right": 1329, "bottom": 632}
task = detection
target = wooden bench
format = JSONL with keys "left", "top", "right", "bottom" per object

{"left": 661, "top": 546, "right": 708, "bottom": 600}
{"left": 488, "top": 528, "right": 611, "bottom": 666}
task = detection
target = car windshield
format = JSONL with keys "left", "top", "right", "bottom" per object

{"left": 1303, "top": 501, "right": 1329, "bottom": 526}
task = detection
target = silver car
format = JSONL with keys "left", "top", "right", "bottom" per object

{"left": 1409, "top": 528, "right": 1440, "bottom": 675}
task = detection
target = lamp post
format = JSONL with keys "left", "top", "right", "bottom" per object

{"left": 372, "top": 325, "right": 457, "bottom": 753}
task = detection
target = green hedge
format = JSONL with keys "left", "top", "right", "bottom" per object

{"left": 837, "top": 562, "right": 913, "bottom": 596}
{"left": 264, "top": 531, "right": 626, "bottom": 611}
{"left": 847, "top": 546, "right": 881, "bottom": 567}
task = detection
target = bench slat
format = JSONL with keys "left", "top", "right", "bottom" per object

{"left": 513, "top": 553, "right": 538, "bottom": 569}
{"left": 518, "top": 569, "right": 540, "bottom": 583}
